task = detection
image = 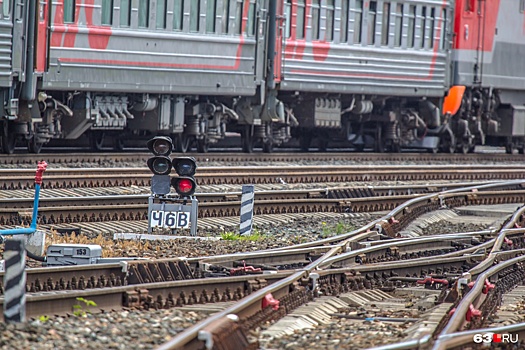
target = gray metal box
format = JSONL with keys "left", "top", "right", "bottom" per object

{"left": 46, "top": 244, "right": 102, "bottom": 266}
{"left": 294, "top": 97, "right": 341, "bottom": 128}
{"left": 493, "top": 105, "right": 525, "bottom": 136}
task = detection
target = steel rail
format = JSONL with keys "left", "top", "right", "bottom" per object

{"left": 1, "top": 151, "right": 525, "bottom": 166}
{"left": 0, "top": 180, "right": 498, "bottom": 205}
{"left": 156, "top": 244, "right": 345, "bottom": 350}
{"left": 266, "top": 180, "right": 525, "bottom": 252}
{"left": 2, "top": 165, "right": 525, "bottom": 189}
{"left": 433, "top": 323, "right": 525, "bottom": 350}
{"left": 3, "top": 194, "right": 415, "bottom": 224}
{"left": 156, "top": 180, "right": 525, "bottom": 350}
{"left": 369, "top": 205, "right": 525, "bottom": 350}
{"left": 439, "top": 205, "right": 525, "bottom": 336}
{"left": 0, "top": 271, "right": 292, "bottom": 322}
{"left": 192, "top": 231, "right": 496, "bottom": 265}
{"left": 435, "top": 253, "right": 525, "bottom": 346}
{"left": 319, "top": 234, "right": 486, "bottom": 268}
{"left": 0, "top": 186, "right": 429, "bottom": 209}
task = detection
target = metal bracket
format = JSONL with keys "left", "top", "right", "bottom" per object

{"left": 309, "top": 272, "right": 320, "bottom": 292}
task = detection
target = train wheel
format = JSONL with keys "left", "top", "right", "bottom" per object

{"left": 114, "top": 138, "right": 125, "bottom": 151}
{"left": 90, "top": 132, "right": 105, "bottom": 151}
{"left": 27, "top": 138, "right": 43, "bottom": 154}
{"left": 458, "top": 143, "right": 470, "bottom": 154}
{"left": 438, "top": 135, "right": 455, "bottom": 153}
{"left": 390, "top": 143, "right": 401, "bottom": 153}
{"left": 241, "top": 126, "right": 254, "bottom": 153}
{"left": 318, "top": 138, "right": 328, "bottom": 152}
{"left": 374, "top": 125, "right": 384, "bottom": 153}
{"left": 174, "top": 134, "right": 191, "bottom": 153}
{"left": 519, "top": 147, "right": 525, "bottom": 155}
{"left": 440, "top": 140, "right": 455, "bottom": 154}
{"left": 355, "top": 144, "right": 365, "bottom": 152}
{"left": 197, "top": 139, "right": 209, "bottom": 153}
{"left": 505, "top": 144, "right": 514, "bottom": 154}
{"left": 263, "top": 142, "right": 273, "bottom": 153}
{"left": 1, "top": 122, "right": 15, "bottom": 154}
{"left": 299, "top": 133, "right": 311, "bottom": 152}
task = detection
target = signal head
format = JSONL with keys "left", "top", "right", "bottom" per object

{"left": 172, "top": 157, "right": 197, "bottom": 177}
{"left": 147, "top": 156, "right": 172, "bottom": 175}
{"left": 171, "top": 177, "right": 197, "bottom": 196}
{"left": 147, "top": 136, "right": 173, "bottom": 156}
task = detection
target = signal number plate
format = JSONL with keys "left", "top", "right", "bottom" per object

{"left": 149, "top": 211, "right": 190, "bottom": 229}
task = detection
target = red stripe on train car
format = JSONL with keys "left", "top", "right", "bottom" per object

{"left": 287, "top": 0, "right": 447, "bottom": 82}
{"left": 55, "top": 0, "right": 253, "bottom": 72}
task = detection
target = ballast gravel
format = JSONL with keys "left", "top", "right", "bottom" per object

{"left": 1, "top": 212, "right": 499, "bottom": 349}
{"left": 0, "top": 309, "right": 208, "bottom": 350}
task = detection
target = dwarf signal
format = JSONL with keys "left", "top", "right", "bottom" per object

{"left": 146, "top": 136, "right": 198, "bottom": 236}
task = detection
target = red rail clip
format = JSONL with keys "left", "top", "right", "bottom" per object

{"left": 35, "top": 161, "right": 48, "bottom": 185}
{"left": 482, "top": 279, "right": 495, "bottom": 294}
{"left": 389, "top": 217, "right": 399, "bottom": 224}
{"left": 262, "top": 293, "right": 280, "bottom": 310}
{"left": 448, "top": 307, "right": 456, "bottom": 316}
{"left": 466, "top": 304, "right": 481, "bottom": 321}
{"left": 504, "top": 237, "right": 513, "bottom": 246}
{"left": 230, "top": 261, "right": 262, "bottom": 275}
{"left": 417, "top": 277, "right": 449, "bottom": 286}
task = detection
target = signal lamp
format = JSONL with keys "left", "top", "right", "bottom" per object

{"left": 172, "top": 177, "right": 197, "bottom": 196}
{"left": 147, "top": 136, "right": 173, "bottom": 156}
{"left": 172, "top": 157, "right": 197, "bottom": 177}
{"left": 147, "top": 156, "right": 172, "bottom": 175}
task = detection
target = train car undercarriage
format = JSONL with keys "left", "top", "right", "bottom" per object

{"left": 0, "top": 86, "right": 521, "bottom": 155}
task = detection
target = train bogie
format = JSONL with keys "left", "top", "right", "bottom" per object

{"left": 0, "top": 0, "right": 524, "bottom": 154}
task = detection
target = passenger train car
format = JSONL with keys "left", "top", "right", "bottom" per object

{"left": 0, "top": 0, "right": 523, "bottom": 154}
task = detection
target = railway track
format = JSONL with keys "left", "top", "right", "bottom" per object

{"left": 2, "top": 158, "right": 525, "bottom": 349}
{"left": 1, "top": 151, "right": 525, "bottom": 167}
{"left": 154, "top": 181, "right": 525, "bottom": 350}
{"left": 4, "top": 183, "right": 525, "bottom": 227}
{"left": 2, "top": 164, "right": 525, "bottom": 190}
{"left": 1, "top": 180, "right": 525, "bottom": 350}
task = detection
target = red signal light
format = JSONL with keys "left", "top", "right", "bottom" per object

{"left": 177, "top": 179, "right": 193, "bottom": 193}
{"left": 171, "top": 177, "right": 197, "bottom": 196}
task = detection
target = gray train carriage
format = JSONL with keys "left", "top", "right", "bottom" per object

{"left": 446, "top": 0, "right": 525, "bottom": 154}
{"left": 43, "top": 0, "right": 267, "bottom": 152}
{"left": 0, "top": 0, "right": 41, "bottom": 154}
{"left": 275, "top": 0, "right": 454, "bottom": 152}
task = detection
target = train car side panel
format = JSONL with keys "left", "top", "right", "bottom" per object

{"left": 43, "top": 0, "right": 258, "bottom": 96}
{"left": 0, "top": 1, "right": 15, "bottom": 88}
{"left": 279, "top": 0, "right": 452, "bottom": 98}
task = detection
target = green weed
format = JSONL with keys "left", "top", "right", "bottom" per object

{"left": 321, "top": 221, "right": 355, "bottom": 237}
{"left": 221, "top": 229, "right": 265, "bottom": 241}
{"left": 73, "top": 297, "right": 97, "bottom": 317}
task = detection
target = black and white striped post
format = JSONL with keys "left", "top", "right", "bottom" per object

{"left": 3, "top": 239, "right": 26, "bottom": 323}
{"left": 240, "top": 185, "right": 255, "bottom": 236}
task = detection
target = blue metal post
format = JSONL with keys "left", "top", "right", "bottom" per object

{"left": 0, "top": 161, "right": 47, "bottom": 236}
